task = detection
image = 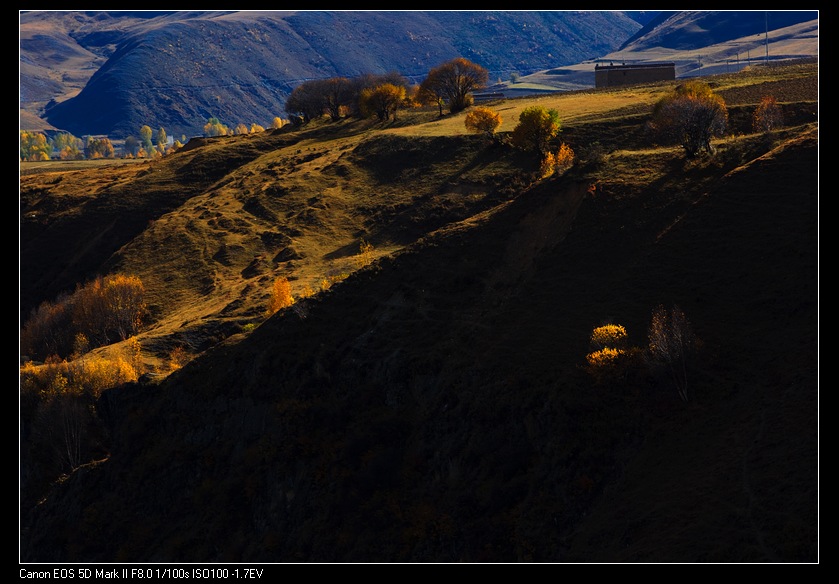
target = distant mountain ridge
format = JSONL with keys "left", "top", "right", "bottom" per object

{"left": 619, "top": 10, "right": 817, "bottom": 51}
{"left": 22, "top": 10, "right": 643, "bottom": 138}
{"left": 20, "top": 10, "right": 818, "bottom": 141}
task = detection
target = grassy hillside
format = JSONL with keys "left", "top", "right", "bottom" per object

{"left": 19, "top": 61, "right": 818, "bottom": 562}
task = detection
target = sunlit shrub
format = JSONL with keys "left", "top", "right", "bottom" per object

{"left": 539, "top": 143, "right": 575, "bottom": 178}
{"left": 584, "top": 323, "right": 638, "bottom": 385}
{"left": 589, "top": 324, "right": 628, "bottom": 351}
{"left": 354, "top": 240, "right": 375, "bottom": 269}
{"left": 268, "top": 276, "right": 295, "bottom": 314}
{"left": 464, "top": 106, "right": 502, "bottom": 140}
{"left": 20, "top": 348, "right": 140, "bottom": 400}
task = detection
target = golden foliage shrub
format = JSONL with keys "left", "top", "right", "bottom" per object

{"left": 584, "top": 323, "right": 638, "bottom": 385}
{"left": 589, "top": 324, "right": 628, "bottom": 351}
{"left": 540, "top": 143, "right": 575, "bottom": 178}
{"left": 20, "top": 343, "right": 141, "bottom": 400}
{"left": 268, "top": 277, "right": 295, "bottom": 314}
{"left": 464, "top": 106, "right": 502, "bottom": 139}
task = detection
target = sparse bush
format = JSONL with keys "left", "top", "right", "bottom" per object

{"left": 752, "top": 95, "right": 784, "bottom": 134}
{"left": 319, "top": 273, "right": 348, "bottom": 292}
{"left": 645, "top": 304, "right": 697, "bottom": 402}
{"left": 354, "top": 240, "right": 375, "bottom": 269}
{"left": 168, "top": 345, "right": 191, "bottom": 372}
{"left": 589, "top": 324, "right": 628, "bottom": 351}
{"left": 577, "top": 141, "right": 607, "bottom": 167}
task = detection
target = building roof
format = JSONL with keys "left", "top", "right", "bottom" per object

{"left": 595, "top": 62, "right": 675, "bottom": 70}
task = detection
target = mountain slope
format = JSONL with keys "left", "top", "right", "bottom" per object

{"left": 20, "top": 127, "right": 818, "bottom": 563}
{"left": 23, "top": 10, "right": 641, "bottom": 139}
{"left": 619, "top": 10, "right": 817, "bottom": 52}
{"left": 19, "top": 64, "right": 818, "bottom": 562}
{"left": 508, "top": 12, "right": 817, "bottom": 93}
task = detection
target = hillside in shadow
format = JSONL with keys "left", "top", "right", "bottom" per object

{"left": 19, "top": 63, "right": 818, "bottom": 563}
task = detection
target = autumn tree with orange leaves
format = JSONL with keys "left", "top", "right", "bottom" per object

{"left": 419, "top": 57, "right": 488, "bottom": 114}
{"left": 21, "top": 274, "right": 147, "bottom": 361}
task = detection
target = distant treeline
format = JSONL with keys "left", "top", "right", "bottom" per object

{"left": 21, "top": 58, "right": 495, "bottom": 161}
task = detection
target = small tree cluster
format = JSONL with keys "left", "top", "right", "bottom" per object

{"left": 20, "top": 339, "right": 142, "bottom": 496}
{"left": 285, "top": 72, "right": 412, "bottom": 123}
{"left": 583, "top": 306, "right": 698, "bottom": 399}
{"left": 20, "top": 130, "right": 52, "bottom": 161}
{"left": 85, "top": 136, "right": 115, "bottom": 159}
{"left": 21, "top": 131, "right": 84, "bottom": 161}
{"left": 51, "top": 132, "right": 84, "bottom": 160}
{"left": 21, "top": 274, "right": 147, "bottom": 361}
{"left": 204, "top": 117, "right": 232, "bottom": 137}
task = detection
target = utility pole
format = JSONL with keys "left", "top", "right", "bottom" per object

{"left": 765, "top": 11, "right": 769, "bottom": 65}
